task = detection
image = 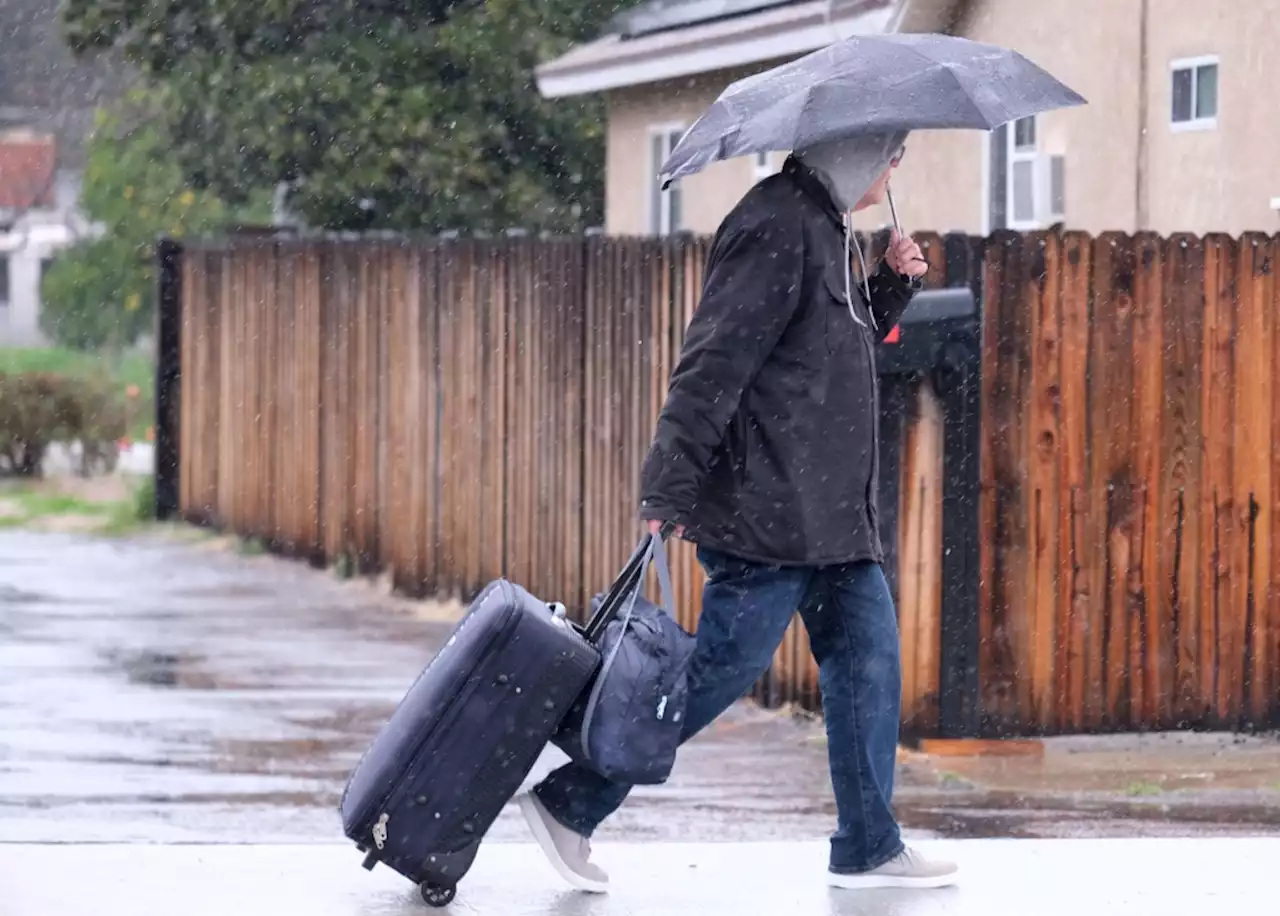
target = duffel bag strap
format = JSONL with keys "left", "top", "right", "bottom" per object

{"left": 584, "top": 524, "right": 676, "bottom": 643}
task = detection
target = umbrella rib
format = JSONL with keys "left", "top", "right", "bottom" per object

{"left": 791, "top": 65, "right": 967, "bottom": 147}
{"left": 937, "top": 64, "right": 992, "bottom": 127}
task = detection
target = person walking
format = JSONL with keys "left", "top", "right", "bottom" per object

{"left": 518, "top": 131, "right": 960, "bottom": 892}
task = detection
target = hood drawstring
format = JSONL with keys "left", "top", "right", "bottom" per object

{"left": 841, "top": 213, "right": 876, "bottom": 331}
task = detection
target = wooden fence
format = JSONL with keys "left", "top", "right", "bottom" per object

{"left": 980, "top": 231, "right": 1280, "bottom": 735}
{"left": 157, "top": 229, "right": 1280, "bottom": 738}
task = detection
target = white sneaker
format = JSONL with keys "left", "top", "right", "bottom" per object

{"left": 517, "top": 792, "right": 609, "bottom": 894}
{"left": 828, "top": 847, "right": 959, "bottom": 890}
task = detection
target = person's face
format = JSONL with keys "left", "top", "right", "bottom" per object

{"left": 853, "top": 144, "right": 905, "bottom": 211}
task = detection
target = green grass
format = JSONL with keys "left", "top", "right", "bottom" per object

{"left": 0, "top": 479, "right": 153, "bottom": 536}
{"left": 237, "top": 536, "right": 268, "bottom": 556}
{"left": 1125, "top": 780, "right": 1164, "bottom": 797}
{"left": 0, "top": 346, "right": 155, "bottom": 441}
{"left": 100, "top": 498, "right": 151, "bottom": 536}
{"left": 8, "top": 490, "right": 115, "bottom": 517}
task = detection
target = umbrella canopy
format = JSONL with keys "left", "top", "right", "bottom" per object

{"left": 659, "top": 33, "right": 1086, "bottom": 186}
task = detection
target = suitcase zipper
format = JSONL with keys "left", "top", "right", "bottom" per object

{"left": 355, "top": 583, "right": 520, "bottom": 841}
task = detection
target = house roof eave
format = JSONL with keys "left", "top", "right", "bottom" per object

{"left": 536, "top": 0, "right": 897, "bottom": 98}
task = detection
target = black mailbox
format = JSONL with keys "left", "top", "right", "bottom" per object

{"left": 876, "top": 286, "right": 979, "bottom": 379}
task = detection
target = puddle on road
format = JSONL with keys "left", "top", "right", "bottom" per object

{"left": 0, "top": 585, "right": 49, "bottom": 604}
{"left": 101, "top": 648, "right": 206, "bottom": 688}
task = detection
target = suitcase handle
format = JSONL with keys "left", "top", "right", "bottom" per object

{"left": 583, "top": 522, "right": 676, "bottom": 643}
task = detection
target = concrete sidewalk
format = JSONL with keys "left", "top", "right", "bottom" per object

{"left": 2, "top": 838, "right": 1274, "bottom": 915}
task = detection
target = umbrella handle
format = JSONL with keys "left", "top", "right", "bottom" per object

{"left": 886, "top": 183, "right": 903, "bottom": 238}
{"left": 884, "top": 184, "right": 931, "bottom": 274}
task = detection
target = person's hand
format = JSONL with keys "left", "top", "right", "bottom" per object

{"left": 884, "top": 229, "right": 928, "bottom": 279}
{"left": 648, "top": 519, "right": 685, "bottom": 539}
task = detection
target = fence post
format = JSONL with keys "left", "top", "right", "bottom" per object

{"left": 936, "top": 235, "right": 985, "bottom": 738}
{"left": 154, "top": 238, "right": 183, "bottom": 521}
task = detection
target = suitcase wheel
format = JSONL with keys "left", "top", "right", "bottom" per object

{"left": 420, "top": 882, "right": 457, "bottom": 908}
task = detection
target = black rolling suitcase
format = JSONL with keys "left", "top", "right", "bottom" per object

{"left": 340, "top": 531, "right": 664, "bottom": 908}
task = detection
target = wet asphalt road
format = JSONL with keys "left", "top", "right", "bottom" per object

{"left": 0, "top": 530, "right": 858, "bottom": 846}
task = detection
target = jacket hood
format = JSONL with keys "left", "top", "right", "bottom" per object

{"left": 795, "top": 131, "right": 908, "bottom": 212}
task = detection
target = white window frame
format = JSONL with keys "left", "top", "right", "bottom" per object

{"left": 980, "top": 131, "right": 991, "bottom": 236}
{"left": 1170, "top": 55, "right": 1219, "bottom": 132}
{"left": 1006, "top": 115, "right": 1040, "bottom": 231}
{"left": 648, "top": 122, "right": 687, "bottom": 236}
{"left": 1048, "top": 154, "right": 1066, "bottom": 222}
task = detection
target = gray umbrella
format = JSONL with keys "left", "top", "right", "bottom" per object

{"left": 659, "top": 33, "right": 1086, "bottom": 186}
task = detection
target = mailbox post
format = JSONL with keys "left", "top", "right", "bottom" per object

{"left": 877, "top": 286, "right": 982, "bottom": 738}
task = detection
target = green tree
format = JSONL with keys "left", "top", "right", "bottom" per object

{"left": 62, "top": 0, "right": 630, "bottom": 233}
{"left": 40, "top": 109, "right": 268, "bottom": 350}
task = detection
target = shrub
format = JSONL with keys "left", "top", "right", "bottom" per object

{"left": 0, "top": 347, "right": 155, "bottom": 442}
{"left": 0, "top": 372, "right": 131, "bottom": 477}
{"left": 0, "top": 373, "right": 80, "bottom": 476}
{"left": 67, "top": 372, "right": 132, "bottom": 476}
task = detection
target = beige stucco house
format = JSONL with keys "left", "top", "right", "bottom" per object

{"left": 537, "top": 0, "right": 1280, "bottom": 239}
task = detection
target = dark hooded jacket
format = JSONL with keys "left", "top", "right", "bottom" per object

{"left": 638, "top": 156, "right": 919, "bottom": 566}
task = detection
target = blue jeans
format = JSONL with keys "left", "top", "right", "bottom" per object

{"left": 534, "top": 547, "right": 904, "bottom": 873}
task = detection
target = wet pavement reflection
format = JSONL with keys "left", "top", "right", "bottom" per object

{"left": 3, "top": 530, "right": 1280, "bottom": 850}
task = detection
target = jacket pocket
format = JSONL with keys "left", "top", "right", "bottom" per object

{"left": 822, "top": 265, "right": 871, "bottom": 354}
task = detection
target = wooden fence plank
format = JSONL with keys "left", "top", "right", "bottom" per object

{"left": 302, "top": 247, "right": 323, "bottom": 559}
{"left": 1132, "top": 233, "right": 1164, "bottom": 727}
{"left": 1236, "top": 233, "right": 1273, "bottom": 725}
{"left": 1057, "top": 232, "right": 1091, "bottom": 732}
{"left": 1026, "top": 232, "right": 1062, "bottom": 731}
{"left": 580, "top": 238, "right": 600, "bottom": 618}
{"left": 321, "top": 244, "right": 353, "bottom": 565}
{"left": 420, "top": 245, "right": 442, "bottom": 592}
{"left": 261, "top": 244, "right": 280, "bottom": 544}
{"left": 1201, "top": 235, "right": 1236, "bottom": 725}
{"left": 276, "top": 247, "right": 297, "bottom": 549}
{"left": 217, "top": 250, "right": 237, "bottom": 530}
{"left": 437, "top": 245, "right": 459, "bottom": 594}
{"left": 1160, "top": 235, "right": 1206, "bottom": 725}
{"left": 533, "top": 241, "right": 552, "bottom": 599}
{"left": 383, "top": 245, "right": 411, "bottom": 589}
{"left": 1269, "top": 236, "right": 1280, "bottom": 723}
{"left": 401, "top": 246, "right": 426, "bottom": 591}
{"left": 1098, "top": 233, "right": 1140, "bottom": 728}
{"left": 560, "top": 240, "right": 584, "bottom": 607}
{"left": 980, "top": 232, "right": 1031, "bottom": 732}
